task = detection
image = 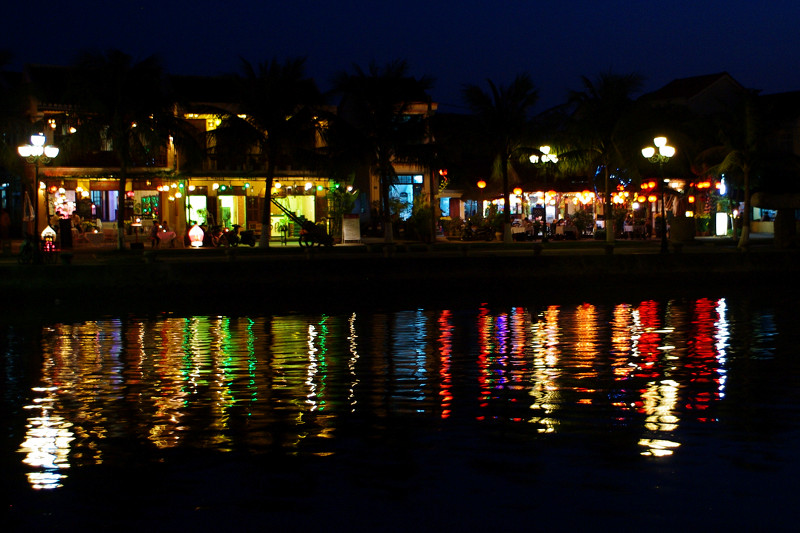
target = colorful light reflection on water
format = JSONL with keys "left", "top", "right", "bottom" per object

{"left": 7, "top": 296, "right": 792, "bottom": 493}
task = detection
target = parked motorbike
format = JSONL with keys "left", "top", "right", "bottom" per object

{"left": 460, "top": 225, "right": 495, "bottom": 241}
{"left": 222, "top": 225, "right": 241, "bottom": 246}
{"left": 239, "top": 229, "right": 256, "bottom": 246}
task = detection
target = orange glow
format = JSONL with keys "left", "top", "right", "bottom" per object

{"left": 637, "top": 195, "right": 646, "bottom": 203}
{"left": 477, "top": 180, "right": 486, "bottom": 189}
{"left": 647, "top": 195, "right": 657, "bottom": 203}
{"left": 513, "top": 187, "right": 522, "bottom": 195}
{"left": 688, "top": 196, "right": 695, "bottom": 203}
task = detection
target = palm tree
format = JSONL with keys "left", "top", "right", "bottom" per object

{"left": 462, "top": 74, "right": 538, "bottom": 243}
{"left": 695, "top": 92, "right": 763, "bottom": 249}
{"left": 332, "top": 60, "right": 433, "bottom": 243}
{"left": 564, "top": 71, "right": 644, "bottom": 245}
{"left": 66, "top": 50, "right": 184, "bottom": 250}
{"left": 209, "top": 57, "right": 321, "bottom": 248}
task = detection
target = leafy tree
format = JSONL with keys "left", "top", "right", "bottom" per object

{"left": 66, "top": 50, "right": 190, "bottom": 250}
{"left": 332, "top": 60, "right": 433, "bottom": 243}
{"left": 694, "top": 92, "right": 768, "bottom": 249}
{"left": 563, "top": 71, "right": 644, "bottom": 245}
{"left": 209, "top": 57, "right": 322, "bottom": 247}
{"left": 462, "top": 74, "right": 538, "bottom": 243}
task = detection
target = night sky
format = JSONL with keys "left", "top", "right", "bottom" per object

{"left": 5, "top": 1, "right": 800, "bottom": 112}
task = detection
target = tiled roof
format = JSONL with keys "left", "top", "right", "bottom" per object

{"left": 641, "top": 72, "right": 742, "bottom": 101}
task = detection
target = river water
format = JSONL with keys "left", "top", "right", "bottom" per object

{"left": 3, "top": 292, "right": 800, "bottom": 531}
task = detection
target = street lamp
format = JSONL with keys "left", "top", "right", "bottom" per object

{"left": 642, "top": 136, "right": 675, "bottom": 253}
{"left": 18, "top": 134, "right": 59, "bottom": 263}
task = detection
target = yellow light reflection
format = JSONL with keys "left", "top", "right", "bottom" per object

{"left": 527, "top": 306, "right": 561, "bottom": 434}
{"left": 638, "top": 438, "right": 681, "bottom": 457}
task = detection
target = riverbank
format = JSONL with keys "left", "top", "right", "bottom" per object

{"left": 1, "top": 234, "right": 797, "bottom": 317}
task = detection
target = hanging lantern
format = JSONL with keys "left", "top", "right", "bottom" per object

{"left": 477, "top": 180, "right": 487, "bottom": 189}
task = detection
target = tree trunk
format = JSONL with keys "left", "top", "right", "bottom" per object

{"left": 116, "top": 170, "right": 127, "bottom": 250}
{"left": 737, "top": 167, "right": 751, "bottom": 250}
{"left": 259, "top": 153, "right": 276, "bottom": 248}
{"left": 604, "top": 165, "right": 614, "bottom": 245}
{"left": 259, "top": 178, "right": 272, "bottom": 248}
{"left": 502, "top": 157, "right": 512, "bottom": 243}
{"left": 380, "top": 167, "right": 394, "bottom": 243}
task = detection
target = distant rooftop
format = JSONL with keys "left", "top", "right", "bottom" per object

{"left": 640, "top": 72, "right": 750, "bottom": 114}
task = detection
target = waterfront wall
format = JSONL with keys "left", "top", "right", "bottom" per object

{"left": 3, "top": 245, "right": 798, "bottom": 314}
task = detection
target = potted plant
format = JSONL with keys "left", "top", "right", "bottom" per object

{"left": 572, "top": 210, "right": 593, "bottom": 238}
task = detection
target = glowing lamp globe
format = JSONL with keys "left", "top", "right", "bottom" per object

{"left": 189, "top": 224, "right": 204, "bottom": 247}
{"left": 41, "top": 225, "right": 57, "bottom": 240}
{"left": 477, "top": 180, "right": 486, "bottom": 189}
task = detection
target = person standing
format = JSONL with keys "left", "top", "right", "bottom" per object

{"left": 150, "top": 221, "right": 160, "bottom": 248}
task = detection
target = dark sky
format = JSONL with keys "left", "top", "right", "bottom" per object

{"left": 5, "top": 1, "right": 800, "bottom": 112}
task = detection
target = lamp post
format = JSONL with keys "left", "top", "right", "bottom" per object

{"left": 18, "top": 134, "right": 59, "bottom": 263}
{"left": 641, "top": 136, "right": 675, "bottom": 253}
{"left": 529, "top": 146, "right": 558, "bottom": 241}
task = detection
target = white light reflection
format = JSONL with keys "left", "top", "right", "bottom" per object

{"left": 306, "top": 324, "right": 319, "bottom": 410}
{"left": 348, "top": 312, "right": 360, "bottom": 412}
{"left": 715, "top": 298, "right": 729, "bottom": 398}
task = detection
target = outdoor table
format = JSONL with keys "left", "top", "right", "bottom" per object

{"left": 158, "top": 231, "right": 176, "bottom": 245}
{"left": 564, "top": 225, "right": 579, "bottom": 239}
{"left": 84, "top": 232, "right": 105, "bottom": 246}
